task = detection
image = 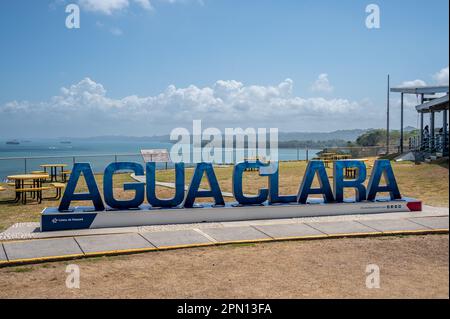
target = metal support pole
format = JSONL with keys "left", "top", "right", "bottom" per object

{"left": 420, "top": 112, "right": 424, "bottom": 147}
{"left": 430, "top": 111, "right": 435, "bottom": 151}
{"left": 400, "top": 93, "right": 404, "bottom": 153}
{"left": 444, "top": 109, "right": 448, "bottom": 154}
{"left": 24, "top": 158, "right": 27, "bottom": 174}
{"left": 420, "top": 94, "right": 424, "bottom": 149}
{"left": 306, "top": 148, "right": 309, "bottom": 162}
{"left": 386, "top": 75, "right": 390, "bottom": 154}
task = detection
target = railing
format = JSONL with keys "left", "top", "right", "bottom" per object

{"left": 409, "top": 133, "right": 449, "bottom": 156}
{"left": 0, "top": 146, "right": 398, "bottom": 181}
{"left": 319, "top": 146, "right": 393, "bottom": 158}
{"left": 0, "top": 148, "right": 321, "bottom": 181}
{"left": 435, "top": 133, "right": 450, "bottom": 155}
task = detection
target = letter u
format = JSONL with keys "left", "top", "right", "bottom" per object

{"left": 146, "top": 162, "right": 185, "bottom": 208}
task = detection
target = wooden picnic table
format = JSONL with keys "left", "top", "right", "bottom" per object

{"left": 340, "top": 159, "right": 370, "bottom": 178}
{"left": 7, "top": 174, "right": 50, "bottom": 204}
{"left": 318, "top": 154, "right": 335, "bottom": 158}
{"left": 319, "top": 154, "right": 352, "bottom": 160}
{"left": 40, "top": 164, "right": 68, "bottom": 182}
{"left": 316, "top": 153, "right": 341, "bottom": 161}
{"left": 335, "top": 154, "right": 352, "bottom": 159}
{"left": 321, "top": 159, "right": 334, "bottom": 168}
{"left": 314, "top": 158, "right": 370, "bottom": 171}
{"left": 336, "top": 158, "right": 370, "bottom": 163}
{"left": 243, "top": 157, "right": 267, "bottom": 171}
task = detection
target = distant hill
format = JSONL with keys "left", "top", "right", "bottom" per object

{"left": 404, "top": 126, "right": 418, "bottom": 132}
{"left": 60, "top": 129, "right": 369, "bottom": 143}
{"left": 60, "top": 135, "right": 172, "bottom": 143}
{"left": 277, "top": 129, "right": 368, "bottom": 142}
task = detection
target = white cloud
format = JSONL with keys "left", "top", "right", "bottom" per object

{"left": 159, "top": 0, "right": 203, "bottom": 4}
{"left": 311, "top": 73, "right": 334, "bottom": 93}
{"left": 109, "top": 27, "right": 124, "bottom": 36}
{"left": 133, "top": 0, "right": 153, "bottom": 10}
{"left": 78, "top": 0, "right": 153, "bottom": 15}
{"left": 397, "top": 66, "right": 449, "bottom": 88}
{"left": 433, "top": 66, "right": 449, "bottom": 85}
{"left": 79, "top": 0, "right": 129, "bottom": 15}
{"left": 0, "top": 78, "right": 374, "bottom": 136}
{"left": 77, "top": 0, "right": 201, "bottom": 14}
{"left": 95, "top": 21, "right": 124, "bottom": 36}
{"left": 398, "top": 79, "right": 427, "bottom": 88}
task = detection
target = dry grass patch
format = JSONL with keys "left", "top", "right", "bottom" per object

{"left": 0, "top": 234, "right": 448, "bottom": 298}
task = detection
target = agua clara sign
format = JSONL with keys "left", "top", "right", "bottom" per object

{"left": 41, "top": 159, "right": 422, "bottom": 232}
{"left": 59, "top": 160, "right": 400, "bottom": 210}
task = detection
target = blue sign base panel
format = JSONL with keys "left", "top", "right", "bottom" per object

{"left": 41, "top": 198, "right": 422, "bottom": 232}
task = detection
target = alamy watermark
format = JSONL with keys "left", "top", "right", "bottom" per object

{"left": 365, "top": 264, "right": 381, "bottom": 289}
{"left": 64, "top": 3, "right": 379, "bottom": 30}
{"left": 65, "top": 4, "right": 80, "bottom": 29}
{"left": 169, "top": 120, "right": 279, "bottom": 165}
{"left": 65, "top": 264, "right": 80, "bottom": 289}
{"left": 365, "top": 4, "right": 381, "bottom": 29}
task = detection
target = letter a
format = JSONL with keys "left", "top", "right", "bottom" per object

{"left": 59, "top": 163, "right": 104, "bottom": 211}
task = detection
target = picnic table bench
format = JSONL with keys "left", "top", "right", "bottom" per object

{"left": 61, "top": 170, "right": 71, "bottom": 182}
{"left": 243, "top": 157, "right": 266, "bottom": 171}
{"left": 15, "top": 186, "right": 53, "bottom": 204}
{"left": 5, "top": 174, "right": 67, "bottom": 204}
{"left": 50, "top": 182, "right": 66, "bottom": 200}
{"left": 342, "top": 159, "right": 370, "bottom": 178}
{"left": 311, "top": 158, "right": 371, "bottom": 178}
{"left": 40, "top": 164, "right": 68, "bottom": 182}
{"left": 7, "top": 174, "right": 50, "bottom": 204}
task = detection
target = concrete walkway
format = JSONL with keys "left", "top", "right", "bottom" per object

{"left": 0, "top": 206, "right": 448, "bottom": 267}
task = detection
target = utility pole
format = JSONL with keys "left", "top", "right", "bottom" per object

{"left": 386, "top": 74, "right": 390, "bottom": 154}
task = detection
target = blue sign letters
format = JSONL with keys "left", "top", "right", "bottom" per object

{"left": 58, "top": 159, "right": 402, "bottom": 212}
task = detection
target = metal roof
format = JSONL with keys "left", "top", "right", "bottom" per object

{"left": 415, "top": 94, "right": 449, "bottom": 113}
{"left": 390, "top": 85, "right": 449, "bottom": 95}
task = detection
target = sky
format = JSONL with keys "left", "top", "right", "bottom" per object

{"left": 0, "top": 0, "right": 448, "bottom": 138}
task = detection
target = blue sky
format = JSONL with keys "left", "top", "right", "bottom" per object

{"left": 0, "top": 0, "right": 448, "bottom": 137}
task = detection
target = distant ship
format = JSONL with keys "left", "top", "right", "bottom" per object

{"left": 6, "top": 140, "right": 20, "bottom": 145}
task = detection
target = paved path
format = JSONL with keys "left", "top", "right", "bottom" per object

{"left": 0, "top": 206, "right": 448, "bottom": 267}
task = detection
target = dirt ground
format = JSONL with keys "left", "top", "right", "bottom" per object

{"left": 0, "top": 234, "right": 448, "bottom": 299}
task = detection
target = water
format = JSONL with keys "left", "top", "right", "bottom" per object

{"left": 0, "top": 139, "right": 319, "bottom": 180}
